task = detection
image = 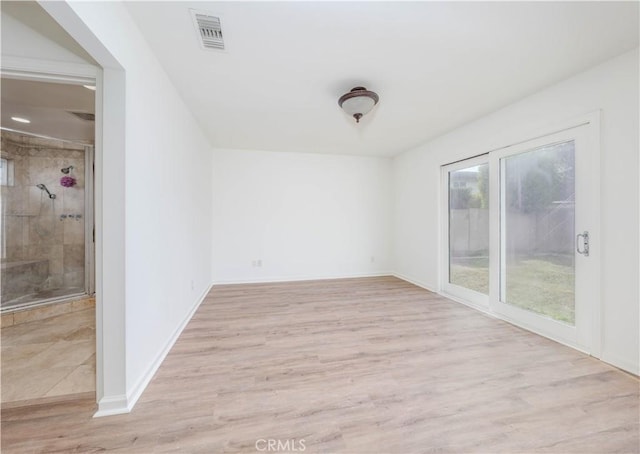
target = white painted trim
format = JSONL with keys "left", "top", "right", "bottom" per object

{"left": 440, "top": 155, "right": 490, "bottom": 308}
{"left": 121, "top": 283, "right": 214, "bottom": 417}
{"left": 84, "top": 145, "right": 96, "bottom": 296}
{"left": 398, "top": 275, "right": 636, "bottom": 375}
{"left": 434, "top": 111, "right": 603, "bottom": 356}
{"left": 586, "top": 111, "right": 602, "bottom": 360}
{"left": 439, "top": 290, "right": 493, "bottom": 315}
{"left": 212, "top": 272, "right": 392, "bottom": 286}
{"left": 446, "top": 286, "right": 590, "bottom": 355}
{"left": 32, "top": 0, "right": 129, "bottom": 418}
{"left": 601, "top": 352, "right": 640, "bottom": 376}
{"left": 0, "top": 55, "right": 97, "bottom": 84}
{"left": 391, "top": 273, "right": 437, "bottom": 293}
{"left": 488, "top": 114, "right": 601, "bottom": 354}
{"left": 93, "top": 394, "right": 128, "bottom": 417}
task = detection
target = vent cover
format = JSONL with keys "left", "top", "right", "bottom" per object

{"left": 191, "top": 10, "right": 224, "bottom": 50}
{"left": 68, "top": 111, "right": 95, "bottom": 122}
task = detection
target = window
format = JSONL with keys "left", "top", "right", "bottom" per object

{"left": 0, "top": 158, "right": 14, "bottom": 186}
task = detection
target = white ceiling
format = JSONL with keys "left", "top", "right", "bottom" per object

{"left": 1, "top": 1, "right": 95, "bottom": 143}
{"left": 126, "top": 1, "right": 638, "bottom": 157}
{"left": 1, "top": 78, "right": 95, "bottom": 143}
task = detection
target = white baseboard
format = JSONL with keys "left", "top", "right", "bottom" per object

{"left": 94, "top": 273, "right": 638, "bottom": 418}
{"left": 93, "top": 394, "right": 128, "bottom": 417}
{"left": 93, "top": 283, "right": 213, "bottom": 418}
{"left": 391, "top": 273, "right": 438, "bottom": 293}
{"left": 601, "top": 351, "right": 640, "bottom": 376}
{"left": 393, "top": 275, "right": 638, "bottom": 377}
{"left": 212, "top": 271, "right": 392, "bottom": 286}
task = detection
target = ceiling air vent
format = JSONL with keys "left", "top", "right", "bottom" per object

{"left": 191, "top": 10, "right": 224, "bottom": 50}
{"left": 68, "top": 111, "right": 95, "bottom": 122}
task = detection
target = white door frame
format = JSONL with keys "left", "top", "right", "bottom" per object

{"left": 37, "top": 0, "right": 130, "bottom": 416}
{"left": 441, "top": 112, "right": 601, "bottom": 358}
{"left": 440, "top": 154, "right": 490, "bottom": 311}
{"left": 0, "top": 58, "right": 103, "bottom": 380}
{"left": 85, "top": 145, "right": 95, "bottom": 296}
{"left": 489, "top": 117, "right": 601, "bottom": 355}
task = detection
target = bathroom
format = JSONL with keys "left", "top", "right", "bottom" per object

{"left": 1, "top": 130, "right": 91, "bottom": 308}
{"left": 1, "top": 75, "right": 96, "bottom": 405}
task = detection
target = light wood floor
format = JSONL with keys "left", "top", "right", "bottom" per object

{"left": 2, "top": 277, "right": 638, "bottom": 453}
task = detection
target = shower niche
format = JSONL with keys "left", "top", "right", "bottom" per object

{"left": 1, "top": 130, "right": 94, "bottom": 311}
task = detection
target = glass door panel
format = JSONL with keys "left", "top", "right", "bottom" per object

{"left": 442, "top": 156, "right": 489, "bottom": 308}
{"left": 490, "top": 122, "right": 598, "bottom": 353}
{"left": 501, "top": 141, "right": 575, "bottom": 325}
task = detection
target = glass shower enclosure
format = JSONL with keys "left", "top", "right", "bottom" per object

{"left": 0, "top": 130, "right": 94, "bottom": 311}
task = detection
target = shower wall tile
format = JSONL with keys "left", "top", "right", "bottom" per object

{"left": 63, "top": 218, "right": 85, "bottom": 245}
{"left": 63, "top": 271, "right": 84, "bottom": 288}
{"left": 5, "top": 245, "right": 26, "bottom": 261}
{"left": 49, "top": 251, "right": 64, "bottom": 276}
{"left": 5, "top": 217, "right": 25, "bottom": 247}
{"left": 1, "top": 260, "right": 49, "bottom": 302}
{"left": 28, "top": 216, "right": 63, "bottom": 247}
{"left": 62, "top": 187, "right": 84, "bottom": 213}
{"left": 28, "top": 157, "right": 60, "bottom": 187}
{"left": 13, "top": 157, "right": 28, "bottom": 186}
{"left": 27, "top": 186, "right": 47, "bottom": 216}
{"left": 4, "top": 187, "right": 25, "bottom": 214}
{"left": 63, "top": 245, "right": 84, "bottom": 272}
{"left": 47, "top": 275, "right": 64, "bottom": 290}
{"left": 2, "top": 131, "right": 89, "bottom": 306}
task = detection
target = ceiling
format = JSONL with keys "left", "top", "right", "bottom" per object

{"left": 1, "top": 1, "right": 95, "bottom": 143}
{"left": 1, "top": 78, "right": 95, "bottom": 143}
{"left": 125, "top": 1, "right": 638, "bottom": 157}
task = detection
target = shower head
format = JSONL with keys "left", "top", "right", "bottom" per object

{"left": 61, "top": 166, "right": 74, "bottom": 174}
{"left": 36, "top": 183, "right": 56, "bottom": 199}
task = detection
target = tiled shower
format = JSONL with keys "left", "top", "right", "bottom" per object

{"left": 1, "top": 130, "right": 91, "bottom": 310}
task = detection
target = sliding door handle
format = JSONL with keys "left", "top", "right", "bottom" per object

{"left": 577, "top": 231, "right": 589, "bottom": 257}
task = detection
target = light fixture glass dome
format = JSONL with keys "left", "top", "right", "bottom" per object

{"left": 338, "top": 86, "right": 379, "bottom": 123}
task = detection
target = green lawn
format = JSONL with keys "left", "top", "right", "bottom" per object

{"left": 450, "top": 259, "right": 489, "bottom": 295}
{"left": 451, "top": 256, "right": 575, "bottom": 324}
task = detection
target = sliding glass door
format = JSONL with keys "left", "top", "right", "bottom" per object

{"left": 442, "top": 156, "right": 490, "bottom": 308}
{"left": 443, "top": 118, "right": 599, "bottom": 354}
{"left": 490, "top": 125, "right": 598, "bottom": 352}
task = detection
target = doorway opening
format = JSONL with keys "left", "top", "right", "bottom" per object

{"left": 1, "top": 76, "right": 96, "bottom": 405}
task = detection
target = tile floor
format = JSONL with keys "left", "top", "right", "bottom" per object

{"left": 1, "top": 298, "right": 95, "bottom": 405}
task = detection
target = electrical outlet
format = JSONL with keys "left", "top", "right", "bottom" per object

{"left": 190, "top": 280, "right": 195, "bottom": 290}
{"left": 370, "top": 256, "right": 375, "bottom": 263}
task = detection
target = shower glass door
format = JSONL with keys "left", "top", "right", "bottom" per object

{"left": 0, "top": 130, "right": 90, "bottom": 311}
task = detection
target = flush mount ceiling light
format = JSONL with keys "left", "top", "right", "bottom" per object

{"left": 11, "top": 116, "right": 30, "bottom": 124}
{"left": 338, "top": 86, "right": 379, "bottom": 123}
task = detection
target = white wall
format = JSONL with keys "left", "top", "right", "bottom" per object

{"left": 39, "top": 2, "right": 214, "bottom": 414}
{"left": 393, "top": 48, "right": 639, "bottom": 374}
{"left": 1, "top": 1, "right": 94, "bottom": 64}
{"left": 212, "top": 149, "right": 391, "bottom": 283}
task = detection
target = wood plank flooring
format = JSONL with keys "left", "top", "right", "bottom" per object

{"left": 2, "top": 277, "right": 638, "bottom": 453}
